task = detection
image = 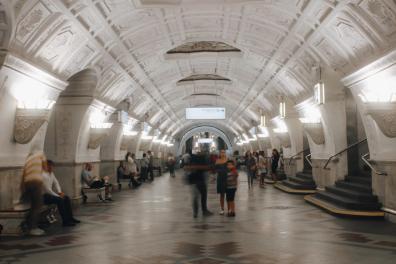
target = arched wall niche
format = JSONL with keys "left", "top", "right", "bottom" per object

{"left": 176, "top": 126, "right": 233, "bottom": 157}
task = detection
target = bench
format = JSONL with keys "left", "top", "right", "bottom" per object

{"left": 82, "top": 187, "right": 106, "bottom": 203}
{"left": 0, "top": 204, "right": 57, "bottom": 236}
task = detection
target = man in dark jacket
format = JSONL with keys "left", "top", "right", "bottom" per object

{"left": 184, "top": 152, "right": 213, "bottom": 218}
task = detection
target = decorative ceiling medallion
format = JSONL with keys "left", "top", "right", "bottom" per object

{"left": 183, "top": 93, "right": 221, "bottom": 100}
{"left": 167, "top": 41, "right": 241, "bottom": 54}
{"left": 177, "top": 74, "right": 231, "bottom": 84}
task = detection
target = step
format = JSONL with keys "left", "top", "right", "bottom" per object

{"left": 304, "top": 195, "right": 384, "bottom": 217}
{"left": 315, "top": 192, "right": 381, "bottom": 211}
{"left": 325, "top": 186, "right": 378, "bottom": 203}
{"left": 336, "top": 181, "right": 372, "bottom": 193}
{"left": 275, "top": 182, "right": 316, "bottom": 194}
{"left": 288, "top": 176, "right": 315, "bottom": 185}
{"left": 296, "top": 172, "right": 314, "bottom": 181}
{"left": 282, "top": 180, "right": 316, "bottom": 190}
{"left": 345, "top": 176, "right": 372, "bottom": 185}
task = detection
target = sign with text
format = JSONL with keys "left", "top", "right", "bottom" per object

{"left": 186, "top": 107, "right": 225, "bottom": 120}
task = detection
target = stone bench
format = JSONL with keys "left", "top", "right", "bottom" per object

{"left": 82, "top": 187, "right": 106, "bottom": 203}
{"left": 0, "top": 204, "right": 57, "bottom": 236}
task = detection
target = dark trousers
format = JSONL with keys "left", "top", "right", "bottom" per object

{"left": 141, "top": 167, "right": 148, "bottom": 181}
{"left": 192, "top": 183, "right": 208, "bottom": 215}
{"left": 148, "top": 166, "right": 154, "bottom": 181}
{"left": 23, "top": 181, "right": 43, "bottom": 229}
{"left": 43, "top": 194, "right": 74, "bottom": 224}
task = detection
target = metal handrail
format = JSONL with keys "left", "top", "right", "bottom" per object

{"left": 362, "top": 153, "right": 387, "bottom": 176}
{"left": 323, "top": 138, "right": 367, "bottom": 169}
{"left": 305, "top": 153, "right": 313, "bottom": 167}
{"left": 288, "top": 148, "right": 310, "bottom": 165}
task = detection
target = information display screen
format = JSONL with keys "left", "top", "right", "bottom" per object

{"left": 185, "top": 107, "right": 225, "bottom": 120}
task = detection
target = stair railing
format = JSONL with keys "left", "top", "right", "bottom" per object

{"left": 305, "top": 153, "right": 313, "bottom": 167}
{"left": 361, "top": 153, "right": 387, "bottom": 176}
{"left": 323, "top": 138, "right": 367, "bottom": 169}
{"left": 288, "top": 148, "right": 310, "bottom": 165}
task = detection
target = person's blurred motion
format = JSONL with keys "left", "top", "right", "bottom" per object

{"left": 183, "top": 152, "right": 213, "bottom": 218}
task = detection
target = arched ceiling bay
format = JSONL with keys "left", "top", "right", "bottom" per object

{"left": 5, "top": 0, "right": 396, "bottom": 137}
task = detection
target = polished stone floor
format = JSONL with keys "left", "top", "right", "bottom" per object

{"left": 1, "top": 170, "right": 396, "bottom": 264}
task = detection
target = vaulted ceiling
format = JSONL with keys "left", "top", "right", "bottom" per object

{"left": 2, "top": 0, "right": 396, "bottom": 138}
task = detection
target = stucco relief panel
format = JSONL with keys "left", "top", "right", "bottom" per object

{"left": 39, "top": 29, "right": 74, "bottom": 62}
{"left": 64, "top": 45, "right": 96, "bottom": 74}
{"left": 314, "top": 37, "right": 349, "bottom": 69}
{"left": 333, "top": 18, "right": 373, "bottom": 56}
{"left": 16, "top": 1, "right": 51, "bottom": 44}
{"left": 359, "top": 0, "right": 396, "bottom": 36}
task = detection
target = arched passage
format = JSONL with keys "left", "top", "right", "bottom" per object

{"left": 177, "top": 126, "right": 233, "bottom": 156}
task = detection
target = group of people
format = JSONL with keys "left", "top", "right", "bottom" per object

{"left": 244, "top": 149, "right": 281, "bottom": 188}
{"left": 182, "top": 148, "right": 282, "bottom": 218}
{"left": 20, "top": 148, "right": 80, "bottom": 236}
{"left": 183, "top": 150, "right": 239, "bottom": 218}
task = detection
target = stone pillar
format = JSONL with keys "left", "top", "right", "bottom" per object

{"left": 0, "top": 53, "right": 67, "bottom": 210}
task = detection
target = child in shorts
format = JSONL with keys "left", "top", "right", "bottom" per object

{"left": 226, "top": 160, "right": 238, "bottom": 217}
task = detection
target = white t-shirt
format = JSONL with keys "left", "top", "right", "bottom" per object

{"left": 127, "top": 157, "right": 137, "bottom": 173}
{"left": 42, "top": 171, "right": 62, "bottom": 197}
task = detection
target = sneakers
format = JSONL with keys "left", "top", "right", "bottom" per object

{"left": 203, "top": 210, "right": 213, "bottom": 217}
{"left": 29, "top": 228, "right": 45, "bottom": 236}
{"left": 227, "top": 212, "right": 236, "bottom": 217}
{"left": 219, "top": 209, "right": 225, "bottom": 215}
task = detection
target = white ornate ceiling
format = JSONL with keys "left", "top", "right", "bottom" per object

{"left": 2, "top": 0, "right": 396, "bottom": 137}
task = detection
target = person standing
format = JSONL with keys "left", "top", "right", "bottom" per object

{"left": 215, "top": 149, "right": 228, "bottom": 215}
{"left": 20, "top": 148, "right": 47, "bottom": 236}
{"left": 147, "top": 150, "right": 154, "bottom": 181}
{"left": 125, "top": 152, "right": 141, "bottom": 187}
{"left": 226, "top": 160, "right": 239, "bottom": 217}
{"left": 271, "top": 149, "right": 280, "bottom": 182}
{"left": 245, "top": 151, "right": 256, "bottom": 189}
{"left": 258, "top": 151, "right": 267, "bottom": 187}
{"left": 42, "top": 160, "right": 80, "bottom": 227}
{"left": 184, "top": 152, "right": 213, "bottom": 218}
{"left": 167, "top": 154, "right": 176, "bottom": 177}
{"left": 141, "top": 153, "right": 149, "bottom": 182}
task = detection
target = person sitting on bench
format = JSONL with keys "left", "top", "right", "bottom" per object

{"left": 42, "top": 160, "right": 80, "bottom": 227}
{"left": 118, "top": 158, "right": 141, "bottom": 188}
{"left": 81, "top": 163, "right": 113, "bottom": 201}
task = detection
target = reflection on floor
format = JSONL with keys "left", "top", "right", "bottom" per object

{"left": 1, "top": 171, "right": 396, "bottom": 264}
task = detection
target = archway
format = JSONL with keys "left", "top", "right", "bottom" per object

{"left": 177, "top": 126, "right": 233, "bottom": 156}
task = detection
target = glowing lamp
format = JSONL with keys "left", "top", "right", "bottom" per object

{"left": 279, "top": 101, "right": 286, "bottom": 118}
{"left": 314, "top": 82, "right": 325, "bottom": 105}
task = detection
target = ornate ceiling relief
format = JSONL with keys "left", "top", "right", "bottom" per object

{"left": 177, "top": 74, "right": 231, "bottom": 83}
{"left": 15, "top": 2, "right": 51, "bottom": 44}
{"left": 359, "top": 0, "right": 396, "bottom": 36}
{"left": 167, "top": 41, "right": 241, "bottom": 54}
{"left": 5, "top": 0, "right": 396, "bottom": 136}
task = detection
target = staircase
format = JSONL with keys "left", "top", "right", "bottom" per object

{"left": 275, "top": 169, "right": 316, "bottom": 194}
{"left": 305, "top": 174, "right": 384, "bottom": 217}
